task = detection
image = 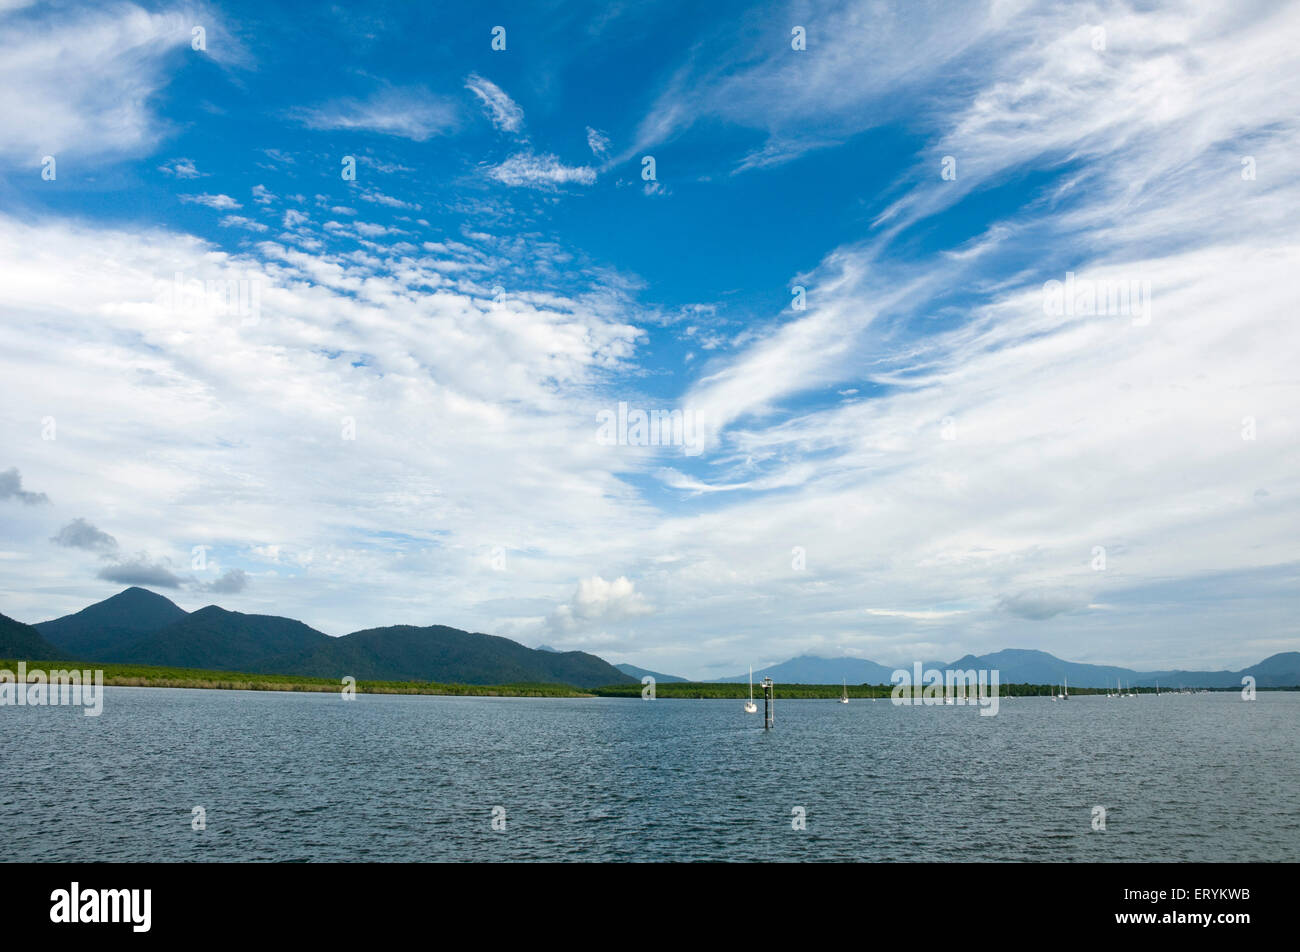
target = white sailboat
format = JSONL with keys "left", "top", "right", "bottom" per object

{"left": 1058, "top": 675, "right": 1069, "bottom": 700}
{"left": 840, "top": 678, "right": 849, "bottom": 704}
{"left": 744, "top": 667, "right": 757, "bottom": 714}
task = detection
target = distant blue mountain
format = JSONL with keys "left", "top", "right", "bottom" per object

{"left": 715, "top": 655, "right": 919, "bottom": 685}
{"left": 615, "top": 663, "right": 687, "bottom": 683}
{"left": 717, "top": 649, "right": 1300, "bottom": 688}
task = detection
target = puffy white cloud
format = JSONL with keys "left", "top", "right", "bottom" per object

{"left": 549, "top": 576, "right": 654, "bottom": 634}
{"left": 159, "top": 158, "right": 202, "bottom": 179}
{"left": 181, "top": 193, "right": 242, "bottom": 210}
{"left": 51, "top": 518, "right": 118, "bottom": 552}
{"left": 97, "top": 556, "right": 184, "bottom": 589}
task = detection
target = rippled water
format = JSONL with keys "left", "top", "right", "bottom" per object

{"left": 2, "top": 687, "right": 1297, "bottom": 861}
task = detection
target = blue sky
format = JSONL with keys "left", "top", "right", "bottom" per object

{"left": 1, "top": 0, "right": 1297, "bottom": 677}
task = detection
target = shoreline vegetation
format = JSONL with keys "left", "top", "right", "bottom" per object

{"left": 3, "top": 658, "right": 1292, "bottom": 698}
{"left": 0, "top": 659, "right": 594, "bottom": 697}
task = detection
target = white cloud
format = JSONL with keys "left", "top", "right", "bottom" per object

{"left": 625, "top": 0, "right": 998, "bottom": 169}
{"left": 549, "top": 576, "right": 654, "bottom": 633}
{"left": 0, "top": 210, "right": 648, "bottom": 632}
{"left": 1, "top": 0, "right": 1297, "bottom": 679}
{"left": 585, "top": 126, "right": 609, "bottom": 157}
{"left": 219, "top": 215, "right": 268, "bottom": 232}
{"left": 0, "top": 3, "right": 241, "bottom": 166}
{"left": 181, "top": 193, "right": 242, "bottom": 210}
{"left": 464, "top": 73, "right": 524, "bottom": 133}
{"left": 487, "top": 152, "right": 596, "bottom": 189}
{"left": 358, "top": 187, "right": 419, "bottom": 211}
{"left": 159, "top": 157, "right": 202, "bottom": 179}
{"left": 291, "top": 86, "right": 459, "bottom": 141}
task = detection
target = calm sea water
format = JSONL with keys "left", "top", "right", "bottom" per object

{"left": 2, "top": 687, "right": 1297, "bottom": 861}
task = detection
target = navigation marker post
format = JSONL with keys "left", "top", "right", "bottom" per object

{"left": 762, "top": 677, "right": 775, "bottom": 729}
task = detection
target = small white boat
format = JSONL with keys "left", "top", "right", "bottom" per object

{"left": 744, "top": 666, "right": 757, "bottom": 714}
{"left": 840, "top": 678, "right": 849, "bottom": 704}
{"left": 1058, "top": 675, "right": 1069, "bottom": 700}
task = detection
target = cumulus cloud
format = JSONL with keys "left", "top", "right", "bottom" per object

{"left": 96, "top": 556, "right": 184, "bottom": 589}
{"left": 997, "top": 590, "right": 1090, "bottom": 621}
{"left": 180, "top": 193, "right": 242, "bottom": 210}
{"left": 219, "top": 215, "right": 268, "bottom": 232}
{"left": 0, "top": 467, "right": 48, "bottom": 505}
{"left": 50, "top": 517, "right": 118, "bottom": 552}
{"left": 549, "top": 576, "right": 654, "bottom": 633}
{"left": 465, "top": 74, "right": 523, "bottom": 133}
{"left": 158, "top": 157, "right": 201, "bottom": 179}
{"left": 202, "top": 567, "right": 249, "bottom": 594}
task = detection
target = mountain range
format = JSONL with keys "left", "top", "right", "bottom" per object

{"left": 0, "top": 611, "right": 60, "bottom": 659}
{"left": 613, "top": 663, "right": 688, "bottom": 683}
{"left": 4, "top": 588, "right": 1297, "bottom": 689}
{"left": 15, "top": 587, "right": 633, "bottom": 689}
{"left": 718, "top": 649, "right": 1300, "bottom": 689}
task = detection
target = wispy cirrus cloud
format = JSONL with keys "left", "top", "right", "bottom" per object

{"left": 0, "top": 2, "right": 245, "bottom": 166}
{"left": 625, "top": 0, "right": 997, "bottom": 170}
{"left": 585, "top": 126, "right": 609, "bottom": 157}
{"left": 464, "top": 73, "right": 524, "bottom": 133}
{"left": 2, "top": 0, "right": 1296, "bottom": 678}
{"left": 291, "top": 85, "right": 459, "bottom": 141}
